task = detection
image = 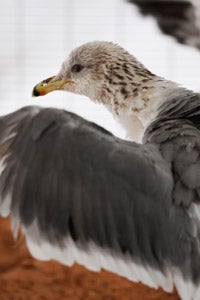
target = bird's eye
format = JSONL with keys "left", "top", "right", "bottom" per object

{"left": 71, "top": 64, "right": 84, "bottom": 73}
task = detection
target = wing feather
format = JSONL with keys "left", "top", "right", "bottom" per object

{"left": 129, "top": 0, "right": 200, "bottom": 49}
{"left": 0, "top": 106, "right": 200, "bottom": 299}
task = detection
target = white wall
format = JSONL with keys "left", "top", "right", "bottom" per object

{"left": 1, "top": 0, "right": 200, "bottom": 137}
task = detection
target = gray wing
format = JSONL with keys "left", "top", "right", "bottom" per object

{"left": 144, "top": 117, "right": 200, "bottom": 298}
{"left": 129, "top": 0, "right": 200, "bottom": 50}
{"left": 0, "top": 106, "right": 199, "bottom": 298}
{"left": 145, "top": 91, "right": 200, "bottom": 209}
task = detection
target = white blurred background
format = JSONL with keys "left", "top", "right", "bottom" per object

{"left": 1, "top": 0, "right": 200, "bottom": 137}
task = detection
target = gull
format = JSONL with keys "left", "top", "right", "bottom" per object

{"left": 0, "top": 41, "right": 198, "bottom": 300}
{"left": 33, "top": 41, "right": 190, "bottom": 142}
{"left": 0, "top": 104, "right": 200, "bottom": 300}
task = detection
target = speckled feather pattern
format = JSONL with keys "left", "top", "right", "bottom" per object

{"left": 55, "top": 41, "right": 183, "bottom": 141}
{"left": 1, "top": 41, "right": 200, "bottom": 300}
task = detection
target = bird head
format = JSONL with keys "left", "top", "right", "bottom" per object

{"left": 32, "top": 41, "right": 178, "bottom": 142}
{"left": 32, "top": 41, "right": 155, "bottom": 108}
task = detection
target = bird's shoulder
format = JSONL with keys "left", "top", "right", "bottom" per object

{"left": 146, "top": 117, "right": 200, "bottom": 207}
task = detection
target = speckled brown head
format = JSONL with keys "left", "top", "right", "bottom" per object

{"left": 32, "top": 41, "right": 155, "bottom": 104}
{"left": 32, "top": 41, "right": 177, "bottom": 141}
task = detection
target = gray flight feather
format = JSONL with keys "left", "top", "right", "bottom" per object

{"left": 128, "top": 0, "right": 200, "bottom": 50}
{"left": 0, "top": 98, "right": 200, "bottom": 298}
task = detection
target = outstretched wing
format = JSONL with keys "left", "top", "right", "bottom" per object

{"left": 0, "top": 106, "right": 198, "bottom": 297}
{"left": 129, "top": 0, "right": 200, "bottom": 49}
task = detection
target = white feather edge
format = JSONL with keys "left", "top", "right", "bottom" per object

{"left": 0, "top": 110, "right": 200, "bottom": 299}
{"left": 24, "top": 220, "right": 200, "bottom": 300}
{"left": 1, "top": 180, "right": 200, "bottom": 300}
{"left": 21, "top": 218, "right": 200, "bottom": 300}
{"left": 0, "top": 153, "right": 199, "bottom": 299}
{"left": 0, "top": 155, "right": 11, "bottom": 217}
{"left": 24, "top": 220, "right": 173, "bottom": 291}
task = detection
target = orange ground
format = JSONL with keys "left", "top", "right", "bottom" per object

{"left": 0, "top": 217, "right": 180, "bottom": 300}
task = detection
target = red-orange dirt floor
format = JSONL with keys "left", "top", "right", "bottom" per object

{"left": 0, "top": 217, "right": 180, "bottom": 300}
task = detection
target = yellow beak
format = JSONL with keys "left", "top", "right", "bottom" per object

{"left": 32, "top": 76, "right": 74, "bottom": 97}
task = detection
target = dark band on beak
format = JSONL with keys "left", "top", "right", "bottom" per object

{"left": 32, "top": 76, "right": 74, "bottom": 97}
{"left": 32, "top": 86, "right": 41, "bottom": 97}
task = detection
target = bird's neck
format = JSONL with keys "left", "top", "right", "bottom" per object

{"left": 104, "top": 77, "right": 183, "bottom": 142}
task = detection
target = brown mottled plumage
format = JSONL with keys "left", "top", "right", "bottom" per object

{"left": 33, "top": 41, "right": 183, "bottom": 141}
